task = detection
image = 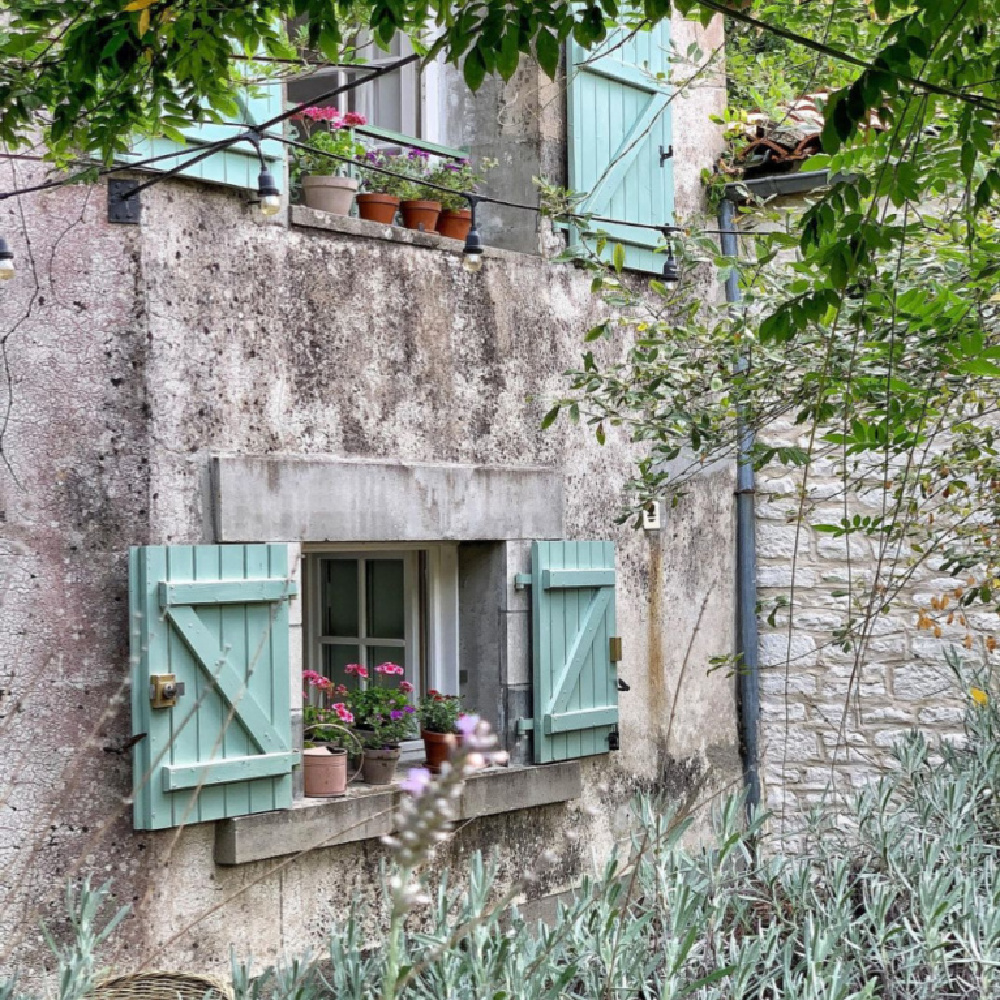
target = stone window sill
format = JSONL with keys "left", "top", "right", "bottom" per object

{"left": 289, "top": 205, "right": 536, "bottom": 267}
{"left": 214, "top": 760, "right": 582, "bottom": 865}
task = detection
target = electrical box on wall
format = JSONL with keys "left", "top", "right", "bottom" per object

{"left": 642, "top": 501, "right": 661, "bottom": 531}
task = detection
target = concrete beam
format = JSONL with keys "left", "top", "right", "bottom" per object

{"left": 215, "top": 761, "right": 581, "bottom": 865}
{"left": 211, "top": 456, "right": 564, "bottom": 543}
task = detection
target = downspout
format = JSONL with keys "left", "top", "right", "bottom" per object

{"left": 718, "top": 196, "right": 760, "bottom": 815}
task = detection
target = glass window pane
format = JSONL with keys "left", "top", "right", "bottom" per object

{"left": 323, "top": 559, "right": 359, "bottom": 637}
{"left": 367, "top": 646, "right": 407, "bottom": 687}
{"left": 323, "top": 644, "right": 362, "bottom": 690}
{"left": 366, "top": 559, "right": 405, "bottom": 640}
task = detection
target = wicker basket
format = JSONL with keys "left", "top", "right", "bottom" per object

{"left": 89, "top": 972, "right": 233, "bottom": 1000}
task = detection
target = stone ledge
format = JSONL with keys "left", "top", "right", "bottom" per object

{"left": 214, "top": 761, "right": 582, "bottom": 866}
{"left": 289, "top": 205, "right": 537, "bottom": 266}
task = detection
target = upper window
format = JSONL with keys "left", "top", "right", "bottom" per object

{"left": 287, "top": 32, "right": 432, "bottom": 141}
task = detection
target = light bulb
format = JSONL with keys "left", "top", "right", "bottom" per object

{"left": 462, "top": 252, "right": 484, "bottom": 274}
{"left": 260, "top": 194, "right": 282, "bottom": 217}
{"left": 0, "top": 258, "right": 14, "bottom": 280}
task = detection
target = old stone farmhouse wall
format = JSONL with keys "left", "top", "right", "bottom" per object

{"left": 0, "top": 27, "right": 737, "bottom": 978}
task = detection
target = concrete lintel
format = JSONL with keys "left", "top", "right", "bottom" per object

{"left": 212, "top": 456, "right": 564, "bottom": 543}
{"left": 214, "top": 761, "right": 581, "bottom": 865}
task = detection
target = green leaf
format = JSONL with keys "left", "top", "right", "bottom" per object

{"left": 541, "top": 405, "right": 561, "bottom": 430}
{"left": 612, "top": 243, "right": 625, "bottom": 273}
{"left": 463, "top": 46, "right": 487, "bottom": 90}
{"left": 536, "top": 28, "right": 559, "bottom": 79}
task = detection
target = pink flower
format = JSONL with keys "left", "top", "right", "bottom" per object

{"left": 399, "top": 680, "right": 414, "bottom": 693}
{"left": 332, "top": 702, "right": 347, "bottom": 712}
{"left": 375, "top": 662, "right": 404, "bottom": 676}
{"left": 316, "top": 677, "right": 332, "bottom": 690}
{"left": 335, "top": 684, "right": 349, "bottom": 696}
{"left": 337, "top": 708, "right": 354, "bottom": 724}
{"left": 343, "top": 111, "right": 367, "bottom": 126}
{"left": 345, "top": 663, "right": 369, "bottom": 679}
{"left": 301, "top": 669, "right": 323, "bottom": 686}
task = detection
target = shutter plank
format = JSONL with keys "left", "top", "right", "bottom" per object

{"left": 220, "top": 544, "right": 252, "bottom": 819}
{"left": 246, "top": 543, "right": 277, "bottom": 814}
{"left": 162, "top": 752, "right": 299, "bottom": 791}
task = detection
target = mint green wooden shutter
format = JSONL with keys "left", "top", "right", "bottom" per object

{"left": 567, "top": 19, "right": 673, "bottom": 273}
{"left": 530, "top": 540, "right": 618, "bottom": 763}
{"left": 121, "top": 83, "right": 283, "bottom": 191}
{"left": 129, "top": 544, "right": 297, "bottom": 831}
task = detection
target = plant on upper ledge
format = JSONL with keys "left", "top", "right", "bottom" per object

{"left": 416, "top": 690, "right": 463, "bottom": 773}
{"left": 428, "top": 157, "right": 496, "bottom": 240}
{"left": 290, "top": 106, "right": 367, "bottom": 217}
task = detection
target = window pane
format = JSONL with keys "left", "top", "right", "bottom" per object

{"left": 323, "top": 644, "right": 362, "bottom": 689}
{"left": 367, "top": 646, "right": 407, "bottom": 687}
{"left": 366, "top": 559, "right": 405, "bottom": 640}
{"left": 323, "top": 559, "right": 359, "bottom": 637}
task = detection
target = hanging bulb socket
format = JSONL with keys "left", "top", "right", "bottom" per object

{"left": 257, "top": 168, "right": 282, "bottom": 217}
{"left": 0, "top": 236, "right": 14, "bottom": 280}
{"left": 662, "top": 240, "right": 679, "bottom": 283}
{"left": 462, "top": 196, "right": 485, "bottom": 273}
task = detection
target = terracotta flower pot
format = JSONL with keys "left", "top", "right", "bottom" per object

{"left": 400, "top": 199, "right": 442, "bottom": 232}
{"left": 357, "top": 193, "right": 400, "bottom": 224}
{"left": 303, "top": 746, "right": 348, "bottom": 797}
{"left": 421, "top": 730, "right": 456, "bottom": 774}
{"left": 436, "top": 209, "right": 473, "bottom": 241}
{"left": 361, "top": 745, "right": 401, "bottom": 785}
{"left": 301, "top": 175, "right": 358, "bottom": 216}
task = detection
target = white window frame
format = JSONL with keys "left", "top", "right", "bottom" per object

{"left": 304, "top": 542, "right": 460, "bottom": 758}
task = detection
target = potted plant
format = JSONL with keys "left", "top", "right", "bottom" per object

{"left": 302, "top": 670, "right": 356, "bottom": 797}
{"left": 429, "top": 158, "right": 495, "bottom": 240}
{"left": 417, "top": 690, "right": 462, "bottom": 773}
{"left": 344, "top": 662, "right": 417, "bottom": 785}
{"left": 356, "top": 150, "right": 409, "bottom": 224}
{"left": 291, "top": 106, "right": 367, "bottom": 216}
{"left": 397, "top": 149, "right": 442, "bottom": 232}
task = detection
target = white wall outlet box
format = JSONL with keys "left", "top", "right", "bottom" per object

{"left": 642, "top": 501, "right": 661, "bottom": 531}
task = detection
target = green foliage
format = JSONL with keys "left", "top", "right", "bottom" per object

{"left": 416, "top": 690, "right": 462, "bottom": 733}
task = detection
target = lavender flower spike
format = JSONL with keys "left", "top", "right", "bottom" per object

{"left": 400, "top": 767, "right": 432, "bottom": 797}
{"left": 456, "top": 714, "right": 480, "bottom": 738}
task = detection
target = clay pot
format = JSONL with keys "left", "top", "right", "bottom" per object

{"left": 357, "top": 193, "right": 400, "bottom": 224}
{"left": 303, "top": 746, "right": 348, "bottom": 797}
{"left": 400, "top": 199, "right": 442, "bottom": 232}
{"left": 421, "top": 730, "right": 456, "bottom": 774}
{"left": 436, "top": 209, "right": 473, "bottom": 241}
{"left": 301, "top": 175, "right": 358, "bottom": 216}
{"left": 361, "top": 746, "right": 401, "bottom": 785}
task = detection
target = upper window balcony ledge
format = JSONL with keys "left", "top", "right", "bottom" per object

{"left": 289, "top": 206, "right": 539, "bottom": 267}
{"left": 215, "top": 760, "right": 582, "bottom": 866}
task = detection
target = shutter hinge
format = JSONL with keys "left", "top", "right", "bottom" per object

{"left": 514, "top": 573, "right": 533, "bottom": 591}
{"left": 617, "top": 678, "right": 630, "bottom": 692}
{"left": 608, "top": 726, "right": 620, "bottom": 751}
{"left": 659, "top": 144, "right": 674, "bottom": 167}
{"left": 515, "top": 717, "right": 534, "bottom": 735}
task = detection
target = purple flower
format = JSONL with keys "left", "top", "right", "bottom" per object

{"left": 456, "top": 713, "right": 480, "bottom": 737}
{"left": 400, "top": 767, "right": 432, "bottom": 796}
{"left": 403, "top": 704, "right": 416, "bottom": 713}
{"left": 390, "top": 710, "right": 404, "bottom": 721}
{"left": 407, "top": 148, "right": 430, "bottom": 160}
{"left": 444, "top": 162, "right": 462, "bottom": 172}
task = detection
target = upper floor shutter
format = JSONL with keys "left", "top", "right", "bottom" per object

{"left": 566, "top": 18, "right": 674, "bottom": 273}
{"left": 129, "top": 544, "right": 297, "bottom": 831}
{"left": 529, "top": 540, "right": 619, "bottom": 763}
{"left": 119, "top": 80, "right": 283, "bottom": 191}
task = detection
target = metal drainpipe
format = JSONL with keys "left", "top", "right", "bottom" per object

{"left": 719, "top": 195, "right": 761, "bottom": 815}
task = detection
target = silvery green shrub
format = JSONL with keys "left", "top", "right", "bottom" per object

{"left": 12, "top": 658, "right": 1000, "bottom": 1000}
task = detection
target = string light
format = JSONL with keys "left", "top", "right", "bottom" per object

{"left": 662, "top": 239, "right": 679, "bottom": 283}
{"left": 462, "top": 196, "right": 484, "bottom": 274}
{"left": 0, "top": 236, "right": 14, "bottom": 280}
{"left": 256, "top": 167, "right": 281, "bottom": 216}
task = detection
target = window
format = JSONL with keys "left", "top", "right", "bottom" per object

{"left": 305, "top": 544, "right": 459, "bottom": 707}
{"left": 287, "top": 32, "right": 441, "bottom": 142}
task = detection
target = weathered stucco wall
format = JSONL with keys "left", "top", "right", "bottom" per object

{"left": 0, "top": 53, "right": 737, "bottom": 980}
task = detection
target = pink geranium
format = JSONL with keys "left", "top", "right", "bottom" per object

{"left": 399, "top": 680, "right": 414, "bottom": 693}
{"left": 375, "top": 662, "right": 405, "bottom": 676}
{"left": 345, "top": 663, "right": 369, "bottom": 679}
{"left": 342, "top": 111, "right": 367, "bottom": 127}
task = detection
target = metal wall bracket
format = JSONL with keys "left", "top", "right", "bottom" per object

{"left": 515, "top": 717, "right": 535, "bottom": 736}
{"left": 659, "top": 144, "right": 674, "bottom": 166}
{"left": 108, "top": 179, "right": 142, "bottom": 225}
{"left": 514, "top": 573, "right": 532, "bottom": 591}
